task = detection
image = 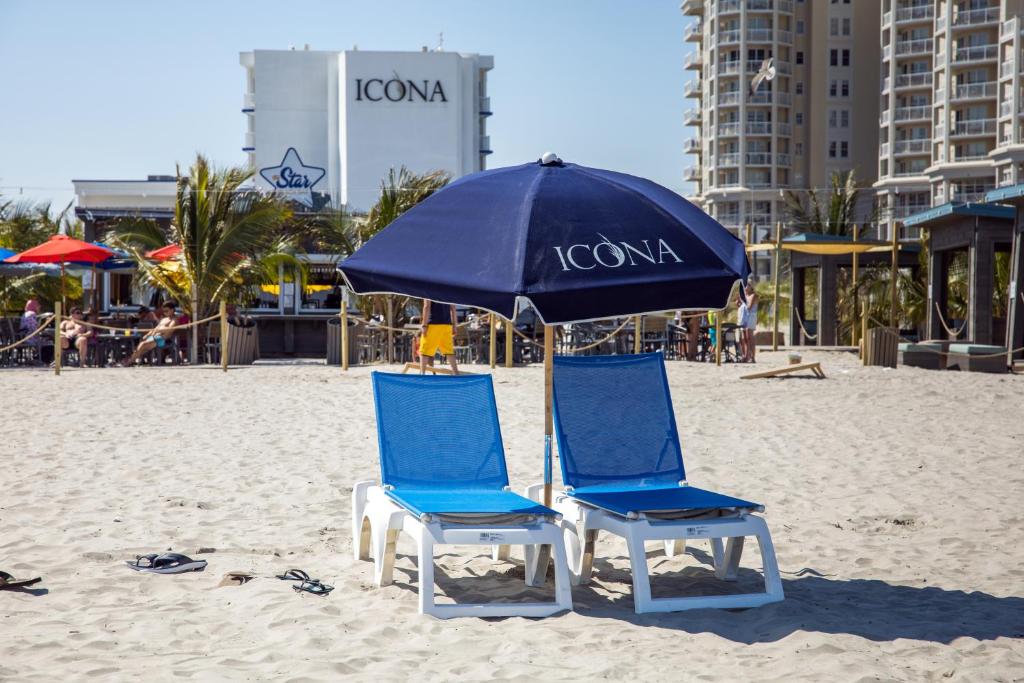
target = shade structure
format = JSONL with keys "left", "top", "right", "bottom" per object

{"left": 339, "top": 158, "right": 750, "bottom": 324}
{"left": 146, "top": 244, "right": 182, "bottom": 261}
{"left": 5, "top": 235, "right": 115, "bottom": 264}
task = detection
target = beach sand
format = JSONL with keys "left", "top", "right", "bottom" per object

{"left": 2, "top": 351, "right": 1022, "bottom": 682}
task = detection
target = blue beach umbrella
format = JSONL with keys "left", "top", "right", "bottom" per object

{"left": 0, "top": 247, "right": 63, "bottom": 276}
{"left": 338, "top": 154, "right": 751, "bottom": 504}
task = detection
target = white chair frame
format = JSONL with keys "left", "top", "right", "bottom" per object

{"left": 525, "top": 484, "right": 784, "bottom": 614}
{"left": 352, "top": 480, "right": 573, "bottom": 619}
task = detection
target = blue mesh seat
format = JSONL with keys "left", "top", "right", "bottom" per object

{"left": 552, "top": 353, "right": 761, "bottom": 517}
{"left": 372, "top": 372, "right": 554, "bottom": 518}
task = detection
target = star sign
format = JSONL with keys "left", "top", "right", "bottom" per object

{"left": 259, "top": 147, "right": 326, "bottom": 208}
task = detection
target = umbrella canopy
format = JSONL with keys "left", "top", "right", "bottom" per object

{"left": 146, "top": 244, "right": 182, "bottom": 261}
{"left": 4, "top": 235, "right": 114, "bottom": 265}
{"left": 339, "top": 157, "right": 750, "bottom": 324}
{"left": 0, "top": 247, "right": 63, "bottom": 276}
{"left": 0, "top": 248, "right": 15, "bottom": 261}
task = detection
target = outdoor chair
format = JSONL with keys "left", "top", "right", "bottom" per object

{"left": 351, "top": 372, "right": 573, "bottom": 618}
{"left": 535, "top": 352, "right": 783, "bottom": 613}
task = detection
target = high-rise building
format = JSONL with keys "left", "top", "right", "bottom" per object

{"left": 875, "top": 0, "right": 1024, "bottom": 239}
{"left": 682, "top": 0, "right": 881, "bottom": 275}
{"left": 240, "top": 47, "right": 494, "bottom": 212}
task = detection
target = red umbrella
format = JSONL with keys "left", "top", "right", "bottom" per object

{"left": 146, "top": 244, "right": 182, "bottom": 261}
{"left": 5, "top": 235, "right": 115, "bottom": 306}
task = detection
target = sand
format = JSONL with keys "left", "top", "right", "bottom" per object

{"left": 1, "top": 351, "right": 1022, "bottom": 682}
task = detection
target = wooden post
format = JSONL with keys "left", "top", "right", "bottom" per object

{"left": 745, "top": 222, "right": 753, "bottom": 247}
{"left": 54, "top": 300, "right": 62, "bottom": 376}
{"left": 890, "top": 225, "right": 899, "bottom": 330}
{"left": 219, "top": 300, "right": 228, "bottom": 372}
{"left": 715, "top": 309, "right": 722, "bottom": 366}
{"left": 504, "top": 317, "right": 513, "bottom": 368}
{"left": 543, "top": 324, "right": 554, "bottom": 507}
{"left": 861, "top": 300, "right": 869, "bottom": 365}
{"left": 190, "top": 284, "right": 199, "bottom": 365}
{"left": 385, "top": 296, "right": 394, "bottom": 364}
{"left": 341, "top": 288, "right": 349, "bottom": 372}
{"left": 772, "top": 221, "right": 782, "bottom": 351}
{"left": 633, "top": 315, "right": 642, "bottom": 354}
{"left": 851, "top": 223, "right": 860, "bottom": 346}
{"left": 489, "top": 314, "right": 497, "bottom": 368}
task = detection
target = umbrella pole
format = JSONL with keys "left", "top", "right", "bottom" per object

{"left": 851, "top": 224, "right": 860, "bottom": 346}
{"left": 633, "top": 316, "right": 642, "bottom": 354}
{"left": 60, "top": 260, "right": 66, "bottom": 310}
{"left": 191, "top": 284, "right": 199, "bottom": 365}
{"left": 489, "top": 315, "right": 496, "bottom": 368}
{"left": 341, "top": 291, "right": 349, "bottom": 372}
{"left": 543, "top": 324, "right": 554, "bottom": 507}
{"left": 54, "top": 300, "right": 62, "bottom": 376}
{"left": 504, "top": 317, "right": 513, "bottom": 368}
{"left": 889, "top": 227, "right": 899, "bottom": 330}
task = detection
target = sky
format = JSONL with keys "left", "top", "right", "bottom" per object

{"left": 0, "top": 0, "right": 698, "bottom": 213}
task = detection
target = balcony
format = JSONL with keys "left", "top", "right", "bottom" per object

{"left": 776, "top": 121, "right": 792, "bottom": 136}
{"left": 720, "top": 29, "right": 741, "bottom": 45}
{"left": 718, "top": 122, "right": 741, "bottom": 136}
{"left": 747, "top": 90, "right": 791, "bottom": 106}
{"left": 1001, "top": 101, "right": 1014, "bottom": 118}
{"left": 894, "top": 139, "right": 930, "bottom": 155}
{"left": 951, "top": 118, "right": 996, "bottom": 136}
{"left": 951, "top": 82, "right": 997, "bottom": 101}
{"left": 684, "top": 78, "right": 702, "bottom": 98}
{"left": 684, "top": 138, "right": 702, "bottom": 154}
{"left": 685, "top": 22, "right": 703, "bottom": 42}
{"left": 893, "top": 72, "right": 933, "bottom": 90}
{"left": 719, "top": 153, "right": 741, "bottom": 166}
{"left": 479, "top": 96, "right": 492, "bottom": 116}
{"left": 479, "top": 135, "right": 492, "bottom": 154}
{"left": 745, "top": 122, "right": 774, "bottom": 135}
{"left": 880, "top": 142, "right": 890, "bottom": 156}
{"left": 952, "top": 150, "right": 992, "bottom": 162}
{"left": 747, "top": 59, "right": 790, "bottom": 75}
{"left": 895, "top": 38, "right": 933, "bottom": 57}
{"left": 883, "top": 10, "right": 892, "bottom": 26}
{"left": 719, "top": 61, "right": 742, "bottom": 76}
{"left": 719, "top": 91, "right": 742, "bottom": 106}
{"left": 953, "top": 44, "right": 998, "bottom": 64}
{"left": 777, "top": 30, "right": 793, "bottom": 44}
{"left": 242, "top": 92, "right": 255, "bottom": 111}
{"left": 1002, "top": 18, "right": 1021, "bottom": 40}
{"left": 880, "top": 110, "right": 891, "bottom": 126}
{"left": 684, "top": 51, "right": 703, "bottom": 69}
{"left": 883, "top": 44, "right": 892, "bottom": 61}
{"left": 684, "top": 165, "right": 702, "bottom": 181}
{"left": 719, "top": 0, "right": 741, "bottom": 14}
{"left": 952, "top": 191, "right": 991, "bottom": 203}
{"left": 1000, "top": 61, "right": 1015, "bottom": 79}
{"left": 894, "top": 106, "right": 931, "bottom": 122}
{"left": 243, "top": 131, "right": 254, "bottom": 151}
{"left": 895, "top": 4, "right": 934, "bottom": 24}
{"left": 746, "top": 28, "right": 774, "bottom": 42}
{"left": 681, "top": 0, "right": 703, "bottom": 16}
{"left": 952, "top": 7, "right": 1000, "bottom": 29}
{"left": 684, "top": 107, "right": 702, "bottom": 125}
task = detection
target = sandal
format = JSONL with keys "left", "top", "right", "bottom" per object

{"left": 0, "top": 570, "right": 42, "bottom": 590}
{"left": 126, "top": 553, "right": 207, "bottom": 574}
{"left": 275, "top": 568, "right": 310, "bottom": 582}
{"left": 293, "top": 579, "right": 334, "bottom": 596}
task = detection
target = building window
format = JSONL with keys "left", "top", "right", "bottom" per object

{"left": 796, "top": 51, "right": 804, "bottom": 65}
{"left": 830, "top": 49, "right": 838, "bottom": 66}
{"left": 795, "top": 142, "right": 803, "bottom": 155}
{"left": 841, "top": 79, "right": 850, "bottom": 97}
{"left": 842, "top": 18, "right": 851, "bottom": 36}
{"left": 796, "top": 112, "right": 804, "bottom": 125}
{"left": 829, "top": 141, "right": 837, "bottom": 157}
{"left": 830, "top": 18, "right": 839, "bottom": 35}
{"left": 796, "top": 82, "right": 804, "bottom": 95}
{"left": 796, "top": 20, "right": 805, "bottom": 34}
{"left": 840, "top": 141, "right": 849, "bottom": 158}
{"left": 841, "top": 110, "right": 850, "bottom": 128}
{"left": 829, "top": 80, "right": 838, "bottom": 97}
{"left": 842, "top": 49, "right": 850, "bottom": 66}
{"left": 829, "top": 110, "right": 838, "bottom": 128}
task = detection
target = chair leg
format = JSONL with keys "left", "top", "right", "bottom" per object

{"left": 625, "top": 533, "right": 653, "bottom": 612}
{"left": 753, "top": 517, "right": 785, "bottom": 601}
{"left": 416, "top": 528, "right": 436, "bottom": 616}
{"left": 663, "top": 539, "right": 686, "bottom": 558}
{"left": 492, "top": 544, "right": 510, "bottom": 561}
{"left": 374, "top": 527, "right": 399, "bottom": 587}
{"left": 357, "top": 516, "right": 372, "bottom": 562}
{"left": 715, "top": 536, "right": 744, "bottom": 582}
{"left": 351, "top": 480, "right": 374, "bottom": 561}
{"left": 525, "top": 544, "right": 551, "bottom": 588}
{"left": 711, "top": 537, "right": 725, "bottom": 571}
{"left": 579, "top": 529, "right": 599, "bottom": 585}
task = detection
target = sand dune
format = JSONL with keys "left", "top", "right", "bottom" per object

{"left": 2, "top": 351, "right": 1022, "bottom": 681}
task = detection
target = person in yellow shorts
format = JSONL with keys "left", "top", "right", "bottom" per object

{"left": 419, "top": 299, "right": 459, "bottom": 375}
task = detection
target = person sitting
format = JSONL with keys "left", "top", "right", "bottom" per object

{"left": 18, "top": 298, "right": 48, "bottom": 364}
{"left": 137, "top": 306, "right": 158, "bottom": 324}
{"left": 60, "top": 307, "right": 93, "bottom": 366}
{"left": 121, "top": 301, "right": 179, "bottom": 366}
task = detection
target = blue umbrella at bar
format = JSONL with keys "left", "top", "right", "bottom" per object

{"left": 0, "top": 247, "right": 63, "bottom": 276}
{"left": 338, "top": 154, "right": 751, "bottom": 504}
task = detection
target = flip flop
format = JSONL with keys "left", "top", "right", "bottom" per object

{"left": 275, "top": 568, "right": 310, "bottom": 582}
{"left": 0, "top": 571, "right": 42, "bottom": 590}
{"left": 126, "top": 553, "right": 207, "bottom": 574}
{"left": 217, "top": 572, "right": 256, "bottom": 587}
{"left": 293, "top": 579, "right": 334, "bottom": 596}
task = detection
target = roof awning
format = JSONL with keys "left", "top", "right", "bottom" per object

{"left": 902, "top": 202, "right": 1014, "bottom": 227}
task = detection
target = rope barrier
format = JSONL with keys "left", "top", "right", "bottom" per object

{"left": 933, "top": 301, "right": 968, "bottom": 338}
{"left": 563, "top": 318, "right": 634, "bottom": 353}
{"left": 0, "top": 316, "right": 54, "bottom": 353}
{"left": 793, "top": 308, "right": 818, "bottom": 341}
{"left": 865, "top": 316, "right": 1024, "bottom": 359}
{"left": 69, "top": 312, "right": 224, "bottom": 334}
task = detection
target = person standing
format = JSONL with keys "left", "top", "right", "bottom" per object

{"left": 737, "top": 280, "right": 759, "bottom": 362}
{"left": 419, "top": 299, "right": 459, "bottom": 375}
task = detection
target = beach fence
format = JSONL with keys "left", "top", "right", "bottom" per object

{"left": 0, "top": 301, "right": 234, "bottom": 375}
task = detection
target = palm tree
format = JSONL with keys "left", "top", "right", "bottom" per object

{"left": 784, "top": 170, "right": 868, "bottom": 236}
{"left": 107, "top": 154, "right": 299, "bottom": 318}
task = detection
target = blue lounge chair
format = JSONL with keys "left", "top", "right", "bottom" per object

{"left": 545, "top": 352, "right": 784, "bottom": 613}
{"left": 352, "top": 372, "right": 573, "bottom": 618}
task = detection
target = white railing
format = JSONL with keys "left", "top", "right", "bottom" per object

{"left": 745, "top": 153, "right": 773, "bottom": 165}
{"left": 953, "top": 151, "right": 991, "bottom": 161}
{"left": 746, "top": 28, "right": 774, "bottom": 42}
{"left": 684, "top": 51, "right": 703, "bottom": 68}
{"left": 479, "top": 96, "right": 491, "bottom": 113}
{"left": 936, "top": 16, "right": 947, "bottom": 32}
{"left": 684, "top": 107, "right": 702, "bottom": 122}
{"left": 685, "top": 22, "right": 703, "bottom": 41}
{"left": 881, "top": 110, "right": 891, "bottom": 126}
{"left": 719, "top": 91, "right": 742, "bottom": 106}
{"left": 880, "top": 142, "right": 890, "bottom": 156}
{"left": 952, "top": 191, "right": 991, "bottom": 203}
{"left": 719, "top": 0, "right": 741, "bottom": 13}
{"left": 681, "top": 0, "right": 703, "bottom": 14}
{"left": 777, "top": 30, "right": 793, "bottom": 44}
{"left": 244, "top": 131, "right": 254, "bottom": 148}
{"left": 896, "top": 38, "right": 933, "bottom": 56}
{"left": 952, "top": 7, "right": 999, "bottom": 27}
{"left": 685, "top": 138, "right": 702, "bottom": 153}
{"left": 894, "top": 72, "right": 932, "bottom": 89}
{"left": 894, "top": 204, "right": 931, "bottom": 218}
{"left": 719, "top": 153, "right": 741, "bottom": 166}
{"left": 684, "top": 78, "right": 702, "bottom": 97}
{"left": 745, "top": 0, "right": 775, "bottom": 10}
{"left": 720, "top": 29, "right": 741, "bottom": 44}
{"left": 953, "top": 82, "right": 997, "bottom": 100}
{"left": 719, "top": 122, "right": 741, "bottom": 136}
{"left": 894, "top": 139, "right": 930, "bottom": 154}
{"left": 480, "top": 135, "right": 491, "bottom": 152}
{"left": 1000, "top": 61, "right": 1014, "bottom": 78}
{"left": 777, "top": 122, "right": 792, "bottom": 136}
{"left": 935, "top": 123, "right": 946, "bottom": 137}
{"left": 895, "top": 166, "right": 929, "bottom": 176}
{"left": 746, "top": 122, "right": 773, "bottom": 135}
{"left": 1000, "top": 101, "right": 1013, "bottom": 117}
{"left": 951, "top": 118, "right": 996, "bottom": 136}
{"left": 953, "top": 44, "right": 998, "bottom": 63}
{"left": 776, "top": 153, "right": 792, "bottom": 166}
{"left": 895, "top": 4, "right": 934, "bottom": 23}
{"left": 242, "top": 92, "right": 255, "bottom": 109}
{"left": 685, "top": 165, "right": 702, "bottom": 179}
{"left": 895, "top": 106, "right": 931, "bottom": 121}
{"left": 719, "top": 61, "right": 742, "bottom": 75}
{"left": 882, "top": 10, "right": 892, "bottom": 26}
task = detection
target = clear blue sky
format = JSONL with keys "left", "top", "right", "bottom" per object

{"left": 0, "top": 0, "right": 698, "bottom": 212}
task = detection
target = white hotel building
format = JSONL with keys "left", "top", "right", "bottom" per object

{"left": 239, "top": 47, "right": 494, "bottom": 212}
